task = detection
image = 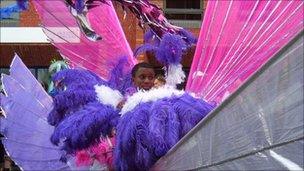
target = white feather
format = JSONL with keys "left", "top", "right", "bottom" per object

{"left": 120, "top": 86, "right": 185, "bottom": 115}
{"left": 94, "top": 85, "right": 123, "bottom": 108}
{"left": 165, "top": 64, "right": 185, "bottom": 86}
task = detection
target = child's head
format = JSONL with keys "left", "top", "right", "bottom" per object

{"left": 131, "top": 62, "right": 155, "bottom": 91}
{"left": 154, "top": 75, "right": 166, "bottom": 88}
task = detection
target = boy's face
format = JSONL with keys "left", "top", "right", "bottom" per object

{"left": 133, "top": 67, "right": 155, "bottom": 90}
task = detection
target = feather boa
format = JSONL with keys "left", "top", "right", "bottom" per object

{"left": 120, "top": 86, "right": 184, "bottom": 115}
{"left": 95, "top": 85, "right": 123, "bottom": 109}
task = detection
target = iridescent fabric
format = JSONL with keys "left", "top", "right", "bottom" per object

{"left": 32, "top": 0, "right": 135, "bottom": 80}
{"left": 186, "top": 0, "right": 304, "bottom": 103}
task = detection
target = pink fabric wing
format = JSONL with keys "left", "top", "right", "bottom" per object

{"left": 32, "top": 0, "right": 136, "bottom": 80}
{"left": 186, "top": 1, "right": 303, "bottom": 103}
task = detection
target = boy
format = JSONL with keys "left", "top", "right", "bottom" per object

{"left": 117, "top": 62, "right": 155, "bottom": 109}
{"left": 131, "top": 62, "right": 155, "bottom": 91}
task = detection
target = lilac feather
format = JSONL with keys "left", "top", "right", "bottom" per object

{"left": 16, "top": 0, "right": 28, "bottom": 10}
{"left": 144, "top": 29, "right": 160, "bottom": 45}
{"left": 156, "top": 33, "right": 187, "bottom": 65}
{"left": 108, "top": 56, "right": 134, "bottom": 94}
{"left": 114, "top": 93, "right": 215, "bottom": 170}
{"left": 48, "top": 89, "right": 97, "bottom": 126}
{"left": 48, "top": 69, "right": 108, "bottom": 126}
{"left": 52, "top": 69, "right": 107, "bottom": 90}
{"left": 51, "top": 102, "right": 120, "bottom": 153}
{"left": 178, "top": 28, "right": 198, "bottom": 45}
{"left": 75, "top": 0, "right": 85, "bottom": 12}
{"left": 134, "top": 44, "right": 157, "bottom": 59}
{"left": 135, "top": 33, "right": 187, "bottom": 65}
{"left": 173, "top": 94, "right": 216, "bottom": 136}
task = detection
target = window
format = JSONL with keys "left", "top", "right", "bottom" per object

{"left": 164, "top": 0, "right": 204, "bottom": 28}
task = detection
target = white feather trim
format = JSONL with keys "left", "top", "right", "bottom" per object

{"left": 94, "top": 85, "right": 123, "bottom": 108}
{"left": 165, "top": 64, "right": 185, "bottom": 86}
{"left": 120, "top": 86, "right": 185, "bottom": 115}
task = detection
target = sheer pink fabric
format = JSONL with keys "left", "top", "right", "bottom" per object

{"left": 33, "top": 0, "right": 136, "bottom": 80}
{"left": 186, "top": 1, "right": 303, "bottom": 103}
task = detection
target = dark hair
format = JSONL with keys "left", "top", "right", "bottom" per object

{"left": 156, "top": 75, "right": 166, "bottom": 83}
{"left": 131, "top": 62, "right": 154, "bottom": 78}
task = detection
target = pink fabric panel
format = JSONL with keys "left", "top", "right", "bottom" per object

{"left": 32, "top": 0, "right": 135, "bottom": 79}
{"left": 186, "top": 1, "right": 303, "bottom": 103}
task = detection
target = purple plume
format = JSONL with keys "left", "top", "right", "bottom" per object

{"left": 114, "top": 93, "right": 215, "bottom": 170}
{"left": 52, "top": 68, "right": 107, "bottom": 90}
{"left": 16, "top": 0, "right": 28, "bottom": 10}
{"left": 48, "top": 89, "right": 97, "bottom": 126}
{"left": 75, "top": 0, "right": 85, "bottom": 12}
{"left": 173, "top": 94, "right": 216, "bottom": 135}
{"left": 135, "top": 33, "right": 187, "bottom": 65}
{"left": 51, "top": 102, "right": 120, "bottom": 153}
{"left": 156, "top": 33, "right": 187, "bottom": 65}
{"left": 144, "top": 29, "right": 161, "bottom": 45}
{"left": 134, "top": 44, "right": 157, "bottom": 58}
{"left": 47, "top": 68, "right": 123, "bottom": 156}
{"left": 108, "top": 56, "right": 134, "bottom": 94}
{"left": 114, "top": 102, "right": 152, "bottom": 171}
{"left": 48, "top": 69, "right": 108, "bottom": 126}
{"left": 178, "top": 28, "right": 198, "bottom": 45}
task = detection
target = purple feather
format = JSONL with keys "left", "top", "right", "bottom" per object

{"left": 135, "top": 33, "right": 188, "bottom": 65}
{"left": 144, "top": 29, "right": 161, "bottom": 45}
{"left": 52, "top": 69, "right": 107, "bottom": 90}
{"left": 51, "top": 102, "right": 120, "bottom": 153}
{"left": 178, "top": 28, "right": 198, "bottom": 45}
{"left": 156, "top": 33, "right": 187, "bottom": 65}
{"left": 147, "top": 99, "right": 180, "bottom": 160}
{"left": 115, "top": 103, "right": 152, "bottom": 171}
{"left": 173, "top": 94, "right": 215, "bottom": 135}
{"left": 48, "top": 89, "right": 97, "bottom": 126}
{"left": 75, "top": 0, "right": 85, "bottom": 13}
{"left": 108, "top": 56, "right": 134, "bottom": 94}
{"left": 134, "top": 44, "right": 157, "bottom": 58}
{"left": 48, "top": 69, "right": 108, "bottom": 126}
{"left": 16, "top": 0, "right": 28, "bottom": 10}
{"left": 48, "top": 68, "right": 123, "bottom": 154}
{"left": 114, "top": 93, "right": 215, "bottom": 170}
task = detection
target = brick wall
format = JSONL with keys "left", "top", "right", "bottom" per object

{"left": 19, "top": 1, "right": 40, "bottom": 27}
